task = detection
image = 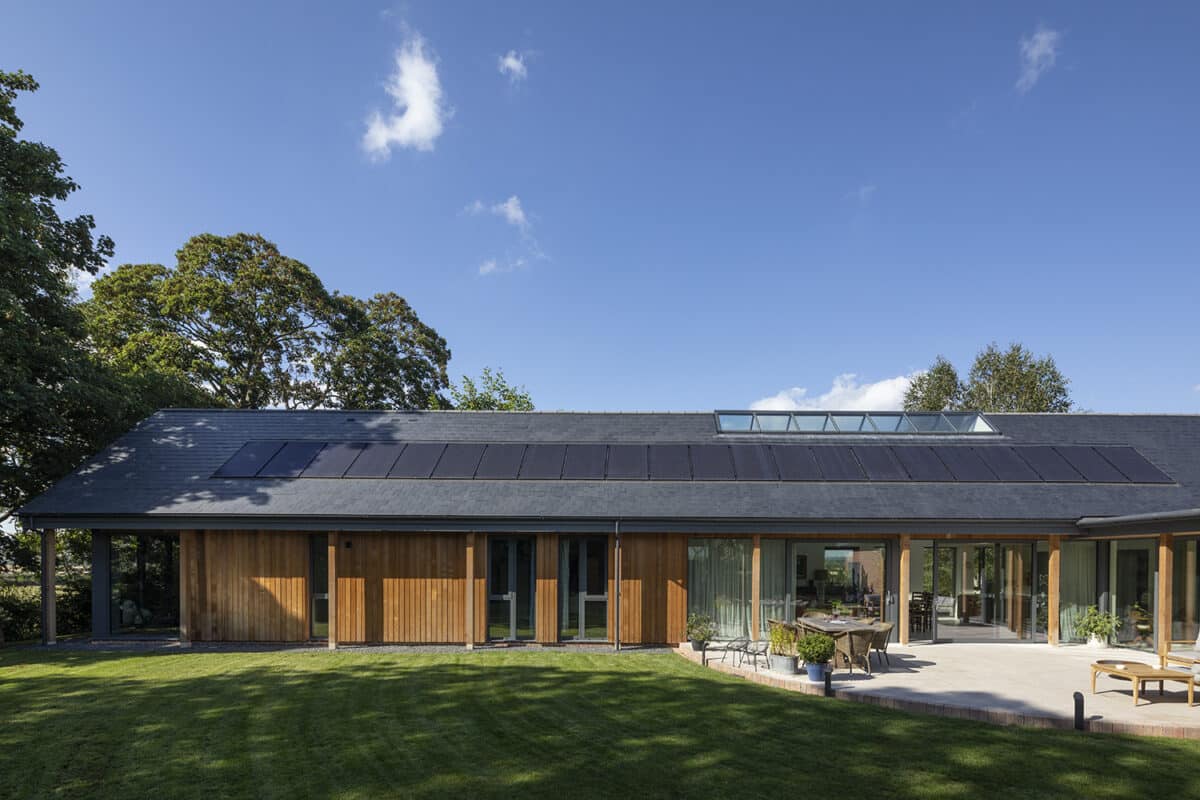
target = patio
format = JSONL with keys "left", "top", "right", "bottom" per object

{"left": 678, "top": 641, "right": 1200, "bottom": 739}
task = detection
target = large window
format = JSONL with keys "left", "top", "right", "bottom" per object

{"left": 1059, "top": 541, "right": 1097, "bottom": 642}
{"left": 687, "top": 539, "right": 752, "bottom": 639}
{"left": 1173, "top": 537, "right": 1200, "bottom": 647}
{"left": 1109, "top": 539, "right": 1157, "bottom": 649}
{"left": 559, "top": 536, "right": 608, "bottom": 640}
{"left": 758, "top": 539, "right": 887, "bottom": 633}
{"left": 109, "top": 534, "right": 179, "bottom": 635}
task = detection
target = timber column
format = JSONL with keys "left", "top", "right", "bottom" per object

{"left": 898, "top": 535, "right": 911, "bottom": 645}
{"left": 327, "top": 532, "right": 338, "bottom": 649}
{"left": 1047, "top": 536, "right": 1061, "bottom": 646}
{"left": 40, "top": 530, "right": 56, "bottom": 646}
{"left": 1158, "top": 534, "right": 1174, "bottom": 659}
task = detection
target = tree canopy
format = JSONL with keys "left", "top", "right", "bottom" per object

{"left": 904, "top": 343, "right": 1072, "bottom": 413}
{"left": 84, "top": 234, "right": 452, "bottom": 410}
{"left": 450, "top": 368, "right": 535, "bottom": 411}
{"left": 0, "top": 70, "right": 209, "bottom": 532}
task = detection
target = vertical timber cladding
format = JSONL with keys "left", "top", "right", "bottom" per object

{"left": 335, "top": 532, "right": 467, "bottom": 644}
{"left": 535, "top": 534, "right": 559, "bottom": 644}
{"left": 183, "top": 531, "right": 310, "bottom": 642}
{"left": 619, "top": 533, "right": 688, "bottom": 645}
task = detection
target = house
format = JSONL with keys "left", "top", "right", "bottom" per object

{"left": 17, "top": 409, "right": 1200, "bottom": 653}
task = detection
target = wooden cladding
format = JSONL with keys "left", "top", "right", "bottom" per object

{"left": 181, "top": 530, "right": 310, "bottom": 642}
{"left": 619, "top": 533, "right": 688, "bottom": 645}
{"left": 179, "top": 530, "right": 692, "bottom": 646}
{"left": 335, "top": 533, "right": 467, "bottom": 644}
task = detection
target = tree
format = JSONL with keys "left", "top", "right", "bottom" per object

{"left": 84, "top": 234, "right": 451, "bottom": 410}
{"left": 1, "top": 70, "right": 117, "bottom": 521}
{"left": 961, "top": 343, "right": 1071, "bottom": 413}
{"left": 904, "top": 343, "right": 1071, "bottom": 413}
{"left": 450, "top": 367, "right": 535, "bottom": 411}
{"left": 902, "top": 356, "right": 962, "bottom": 412}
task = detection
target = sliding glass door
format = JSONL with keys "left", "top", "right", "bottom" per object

{"left": 687, "top": 539, "right": 752, "bottom": 639}
{"left": 559, "top": 536, "right": 608, "bottom": 640}
{"left": 488, "top": 536, "right": 536, "bottom": 641}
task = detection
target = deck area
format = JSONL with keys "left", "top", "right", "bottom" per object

{"left": 678, "top": 641, "right": 1200, "bottom": 739}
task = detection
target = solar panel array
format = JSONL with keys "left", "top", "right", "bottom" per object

{"left": 213, "top": 441, "right": 1173, "bottom": 484}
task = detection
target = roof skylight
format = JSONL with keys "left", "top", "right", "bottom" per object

{"left": 715, "top": 411, "right": 998, "bottom": 435}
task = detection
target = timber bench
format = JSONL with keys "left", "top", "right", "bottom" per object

{"left": 1091, "top": 660, "right": 1196, "bottom": 707}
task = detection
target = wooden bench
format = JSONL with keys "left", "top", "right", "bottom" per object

{"left": 1091, "top": 660, "right": 1196, "bottom": 707}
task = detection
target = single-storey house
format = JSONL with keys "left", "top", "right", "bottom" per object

{"left": 17, "top": 409, "right": 1200, "bottom": 654}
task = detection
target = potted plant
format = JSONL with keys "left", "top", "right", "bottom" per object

{"left": 797, "top": 633, "right": 836, "bottom": 683}
{"left": 686, "top": 613, "right": 717, "bottom": 651}
{"left": 1074, "top": 606, "right": 1121, "bottom": 647}
{"left": 768, "top": 624, "right": 798, "bottom": 673}
{"left": 830, "top": 600, "right": 843, "bottom": 619}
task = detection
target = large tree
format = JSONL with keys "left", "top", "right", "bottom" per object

{"left": 84, "top": 233, "right": 451, "bottom": 410}
{"left": 0, "top": 69, "right": 210, "bottom": 530}
{"left": 450, "top": 367, "right": 535, "bottom": 411}
{"left": 904, "top": 343, "right": 1071, "bottom": 413}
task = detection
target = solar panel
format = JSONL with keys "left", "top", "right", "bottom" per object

{"left": 563, "top": 444, "right": 607, "bottom": 479}
{"left": 1016, "top": 446, "right": 1084, "bottom": 482}
{"left": 811, "top": 446, "right": 865, "bottom": 481}
{"left": 257, "top": 441, "right": 324, "bottom": 478}
{"left": 301, "top": 442, "right": 366, "bottom": 478}
{"left": 890, "top": 445, "right": 952, "bottom": 481}
{"left": 933, "top": 447, "right": 998, "bottom": 482}
{"left": 387, "top": 442, "right": 444, "bottom": 478}
{"left": 649, "top": 445, "right": 691, "bottom": 480}
{"left": 606, "top": 445, "right": 648, "bottom": 480}
{"left": 474, "top": 444, "right": 526, "bottom": 479}
{"left": 344, "top": 443, "right": 405, "bottom": 478}
{"left": 852, "top": 446, "right": 907, "bottom": 481}
{"left": 519, "top": 444, "right": 566, "bottom": 479}
{"left": 771, "top": 446, "right": 821, "bottom": 480}
{"left": 213, "top": 441, "right": 285, "bottom": 478}
{"left": 690, "top": 445, "right": 734, "bottom": 480}
{"left": 1092, "top": 446, "right": 1173, "bottom": 484}
{"left": 729, "top": 444, "right": 778, "bottom": 480}
{"left": 432, "top": 443, "right": 486, "bottom": 479}
{"left": 974, "top": 446, "right": 1041, "bottom": 482}
{"left": 1053, "top": 446, "right": 1128, "bottom": 483}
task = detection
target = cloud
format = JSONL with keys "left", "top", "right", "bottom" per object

{"left": 362, "top": 32, "right": 447, "bottom": 158}
{"left": 1016, "top": 25, "right": 1061, "bottom": 94}
{"left": 848, "top": 184, "right": 877, "bottom": 206}
{"left": 498, "top": 50, "right": 528, "bottom": 82}
{"left": 71, "top": 267, "right": 106, "bottom": 299}
{"left": 478, "top": 257, "right": 526, "bottom": 276}
{"left": 751, "top": 373, "right": 917, "bottom": 411}
{"left": 466, "top": 195, "right": 530, "bottom": 232}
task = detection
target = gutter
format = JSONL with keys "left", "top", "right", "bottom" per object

{"left": 1077, "top": 507, "right": 1200, "bottom": 536}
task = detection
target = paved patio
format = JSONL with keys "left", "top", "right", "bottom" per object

{"left": 678, "top": 641, "right": 1200, "bottom": 739}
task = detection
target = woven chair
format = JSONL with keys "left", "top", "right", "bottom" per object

{"left": 870, "top": 622, "right": 894, "bottom": 667}
{"left": 847, "top": 628, "right": 875, "bottom": 675}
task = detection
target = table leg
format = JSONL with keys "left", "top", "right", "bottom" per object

{"left": 1133, "top": 677, "right": 1140, "bottom": 705}
{"left": 1189, "top": 680, "right": 1195, "bottom": 708}
{"left": 1091, "top": 668, "right": 1097, "bottom": 694}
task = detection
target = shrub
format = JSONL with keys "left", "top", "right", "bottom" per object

{"left": 1074, "top": 606, "right": 1121, "bottom": 641}
{"left": 768, "top": 623, "right": 797, "bottom": 656}
{"left": 796, "top": 633, "right": 836, "bottom": 665}
{"left": 0, "top": 583, "right": 41, "bottom": 643}
{"left": 686, "top": 613, "right": 717, "bottom": 643}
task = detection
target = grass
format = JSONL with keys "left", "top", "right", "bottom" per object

{"left": 1, "top": 648, "right": 1198, "bottom": 799}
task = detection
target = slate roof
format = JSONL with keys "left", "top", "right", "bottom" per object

{"left": 17, "top": 409, "right": 1200, "bottom": 534}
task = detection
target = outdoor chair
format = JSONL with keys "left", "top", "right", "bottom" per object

{"left": 1161, "top": 631, "right": 1200, "bottom": 674}
{"left": 717, "top": 638, "right": 750, "bottom": 666}
{"left": 870, "top": 622, "right": 894, "bottom": 667}
{"left": 847, "top": 628, "right": 875, "bottom": 675}
{"left": 742, "top": 639, "right": 769, "bottom": 671}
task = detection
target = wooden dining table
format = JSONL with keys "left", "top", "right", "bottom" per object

{"left": 797, "top": 618, "right": 882, "bottom": 636}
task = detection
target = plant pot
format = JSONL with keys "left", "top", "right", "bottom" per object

{"left": 690, "top": 639, "right": 706, "bottom": 652}
{"left": 769, "top": 653, "right": 797, "bottom": 674}
{"left": 806, "top": 662, "right": 827, "bottom": 683}
{"left": 1087, "top": 635, "right": 1107, "bottom": 648}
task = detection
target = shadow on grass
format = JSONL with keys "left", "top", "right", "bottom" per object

{"left": 1, "top": 649, "right": 1198, "bottom": 800}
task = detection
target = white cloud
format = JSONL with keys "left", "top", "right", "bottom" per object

{"left": 1016, "top": 25, "right": 1061, "bottom": 94}
{"left": 848, "top": 184, "right": 877, "bottom": 206}
{"left": 498, "top": 50, "right": 528, "bottom": 82}
{"left": 751, "top": 373, "right": 917, "bottom": 411}
{"left": 71, "top": 267, "right": 107, "bottom": 299}
{"left": 1193, "top": 384, "right": 1200, "bottom": 393}
{"left": 478, "top": 257, "right": 525, "bottom": 277}
{"left": 466, "top": 195, "right": 530, "bottom": 232}
{"left": 362, "top": 33, "right": 447, "bottom": 158}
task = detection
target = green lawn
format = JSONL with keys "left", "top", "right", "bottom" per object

{"left": 1, "top": 648, "right": 1198, "bottom": 799}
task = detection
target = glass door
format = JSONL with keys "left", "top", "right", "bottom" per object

{"left": 559, "top": 536, "right": 608, "bottom": 640}
{"left": 310, "top": 534, "right": 329, "bottom": 639}
{"left": 931, "top": 542, "right": 1035, "bottom": 642}
{"left": 488, "top": 536, "right": 536, "bottom": 641}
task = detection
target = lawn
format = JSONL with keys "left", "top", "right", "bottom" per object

{"left": 1, "top": 648, "right": 1198, "bottom": 799}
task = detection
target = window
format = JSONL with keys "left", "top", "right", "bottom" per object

{"left": 714, "top": 411, "right": 997, "bottom": 435}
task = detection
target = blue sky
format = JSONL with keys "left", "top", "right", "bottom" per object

{"left": 5, "top": 3, "right": 1198, "bottom": 412}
